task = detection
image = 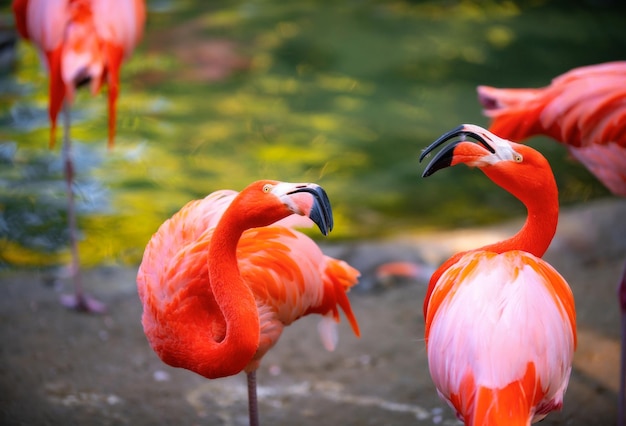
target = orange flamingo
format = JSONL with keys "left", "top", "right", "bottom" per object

{"left": 477, "top": 62, "right": 626, "bottom": 424}
{"left": 136, "top": 180, "right": 361, "bottom": 426}
{"left": 419, "top": 124, "right": 577, "bottom": 425}
{"left": 375, "top": 261, "right": 435, "bottom": 287}
{"left": 12, "top": 0, "right": 146, "bottom": 312}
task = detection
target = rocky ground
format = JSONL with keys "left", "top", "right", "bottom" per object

{"left": 1, "top": 197, "right": 625, "bottom": 426}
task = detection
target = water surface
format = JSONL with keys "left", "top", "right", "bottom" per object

{"left": 1, "top": 0, "right": 623, "bottom": 269}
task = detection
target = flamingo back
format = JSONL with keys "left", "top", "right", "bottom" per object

{"left": 425, "top": 250, "right": 576, "bottom": 425}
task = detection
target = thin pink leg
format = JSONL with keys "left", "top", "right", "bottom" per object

{"left": 58, "top": 102, "right": 106, "bottom": 314}
{"left": 247, "top": 371, "right": 260, "bottom": 426}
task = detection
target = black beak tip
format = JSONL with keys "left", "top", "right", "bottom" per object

{"left": 290, "top": 185, "right": 334, "bottom": 236}
{"left": 421, "top": 140, "right": 457, "bottom": 177}
{"left": 312, "top": 185, "right": 334, "bottom": 235}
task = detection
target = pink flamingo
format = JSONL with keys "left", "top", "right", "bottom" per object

{"left": 420, "top": 124, "right": 576, "bottom": 425}
{"left": 12, "top": 0, "right": 146, "bottom": 312}
{"left": 137, "top": 180, "right": 361, "bottom": 426}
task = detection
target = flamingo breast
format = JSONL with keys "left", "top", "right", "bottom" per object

{"left": 426, "top": 250, "right": 576, "bottom": 422}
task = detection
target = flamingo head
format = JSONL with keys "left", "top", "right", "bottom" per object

{"left": 419, "top": 124, "right": 557, "bottom": 205}
{"left": 235, "top": 180, "right": 334, "bottom": 236}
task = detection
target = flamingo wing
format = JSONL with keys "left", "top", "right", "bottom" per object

{"left": 425, "top": 250, "right": 576, "bottom": 425}
{"left": 237, "top": 225, "right": 360, "bottom": 366}
{"left": 477, "top": 61, "right": 626, "bottom": 196}
{"left": 479, "top": 61, "right": 626, "bottom": 148}
{"left": 568, "top": 140, "right": 626, "bottom": 197}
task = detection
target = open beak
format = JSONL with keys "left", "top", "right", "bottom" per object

{"left": 287, "top": 184, "right": 334, "bottom": 236}
{"left": 419, "top": 124, "right": 497, "bottom": 177}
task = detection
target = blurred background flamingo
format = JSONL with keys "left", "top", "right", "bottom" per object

{"left": 419, "top": 124, "right": 576, "bottom": 425}
{"left": 137, "top": 180, "right": 360, "bottom": 426}
{"left": 477, "top": 62, "right": 626, "bottom": 196}
{"left": 477, "top": 61, "right": 626, "bottom": 424}
{"left": 12, "top": 0, "right": 146, "bottom": 312}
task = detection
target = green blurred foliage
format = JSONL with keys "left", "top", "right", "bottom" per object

{"left": 0, "top": 0, "right": 623, "bottom": 269}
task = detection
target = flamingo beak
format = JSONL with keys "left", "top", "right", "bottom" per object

{"left": 419, "top": 124, "right": 496, "bottom": 177}
{"left": 287, "top": 184, "right": 334, "bottom": 236}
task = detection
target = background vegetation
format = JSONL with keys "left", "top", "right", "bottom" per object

{"left": 1, "top": 0, "right": 624, "bottom": 269}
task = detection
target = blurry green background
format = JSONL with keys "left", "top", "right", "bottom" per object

{"left": 0, "top": 0, "right": 624, "bottom": 270}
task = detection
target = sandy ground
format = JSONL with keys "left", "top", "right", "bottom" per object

{"left": 1, "top": 197, "right": 625, "bottom": 426}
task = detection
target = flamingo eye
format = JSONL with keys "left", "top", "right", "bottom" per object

{"left": 262, "top": 184, "right": 273, "bottom": 193}
{"left": 513, "top": 153, "right": 523, "bottom": 163}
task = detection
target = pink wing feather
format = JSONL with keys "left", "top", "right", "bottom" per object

{"left": 91, "top": 0, "right": 145, "bottom": 55}
{"left": 16, "top": 0, "right": 68, "bottom": 50}
{"left": 477, "top": 61, "right": 626, "bottom": 197}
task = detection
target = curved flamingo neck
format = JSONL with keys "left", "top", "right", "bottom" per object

{"left": 483, "top": 203, "right": 558, "bottom": 258}
{"left": 481, "top": 166, "right": 559, "bottom": 258}
{"left": 203, "top": 202, "right": 261, "bottom": 378}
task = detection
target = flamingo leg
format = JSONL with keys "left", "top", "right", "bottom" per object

{"left": 247, "top": 371, "right": 260, "bottom": 426}
{"left": 617, "top": 266, "right": 626, "bottom": 426}
{"left": 58, "top": 101, "right": 106, "bottom": 314}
